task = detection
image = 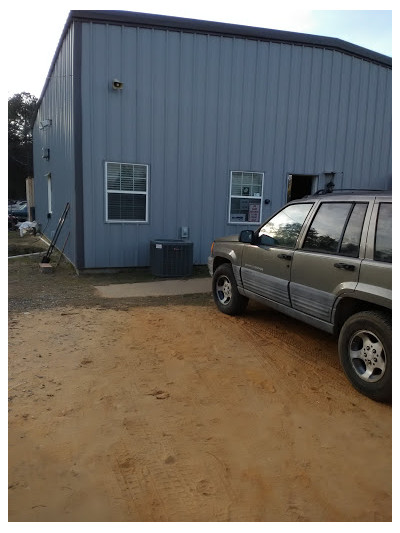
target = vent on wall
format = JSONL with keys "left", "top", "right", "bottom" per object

{"left": 150, "top": 240, "right": 193, "bottom": 277}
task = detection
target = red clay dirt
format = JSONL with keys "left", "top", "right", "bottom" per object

{"left": 8, "top": 301, "right": 391, "bottom": 522}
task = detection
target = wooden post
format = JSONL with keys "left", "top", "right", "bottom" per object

{"left": 25, "top": 176, "right": 35, "bottom": 221}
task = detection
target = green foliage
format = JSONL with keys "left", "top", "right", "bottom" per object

{"left": 272, "top": 222, "right": 303, "bottom": 247}
{"left": 8, "top": 92, "right": 38, "bottom": 199}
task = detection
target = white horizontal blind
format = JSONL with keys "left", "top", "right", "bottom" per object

{"left": 105, "top": 162, "right": 148, "bottom": 222}
{"left": 229, "top": 171, "right": 264, "bottom": 224}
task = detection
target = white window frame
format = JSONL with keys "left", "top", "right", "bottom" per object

{"left": 105, "top": 161, "right": 149, "bottom": 223}
{"left": 228, "top": 171, "right": 264, "bottom": 225}
{"left": 46, "top": 172, "right": 52, "bottom": 215}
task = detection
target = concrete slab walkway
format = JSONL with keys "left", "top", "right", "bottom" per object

{"left": 94, "top": 277, "right": 211, "bottom": 298}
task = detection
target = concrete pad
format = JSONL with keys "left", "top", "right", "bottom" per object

{"left": 94, "top": 277, "right": 211, "bottom": 298}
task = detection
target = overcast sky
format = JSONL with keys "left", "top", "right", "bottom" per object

{"left": 5, "top": 1, "right": 393, "bottom": 99}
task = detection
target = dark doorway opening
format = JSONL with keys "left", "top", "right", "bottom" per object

{"left": 287, "top": 174, "right": 317, "bottom": 202}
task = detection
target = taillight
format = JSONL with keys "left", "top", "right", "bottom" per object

{"left": 211, "top": 241, "right": 214, "bottom": 255}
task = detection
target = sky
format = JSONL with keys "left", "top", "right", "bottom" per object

{"left": 4, "top": 1, "right": 394, "bottom": 100}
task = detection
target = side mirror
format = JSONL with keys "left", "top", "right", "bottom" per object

{"left": 239, "top": 230, "right": 255, "bottom": 244}
{"left": 260, "top": 234, "right": 277, "bottom": 246}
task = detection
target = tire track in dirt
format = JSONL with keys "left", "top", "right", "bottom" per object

{"left": 228, "top": 305, "right": 355, "bottom": 404}
{"left": 113, "top": 416, "right": 234, "bottom": 521}
{"left": 107, "top": 306, "right": 304, "bottom": 521}
{"left": 108, "top": 307, "right": 309, "bottom": 520}
{"left": 9, "top": 305, "right": 391, "bottom": 521}
{"left": 107, "top": 308, "right": 238, "bottom": 521}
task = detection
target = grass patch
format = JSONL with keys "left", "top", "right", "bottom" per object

{"left": 8, "top": 231, "right": 48, "bottom": 257}
{"left": 8, "top": 232, "right": 211, "bottom": 314}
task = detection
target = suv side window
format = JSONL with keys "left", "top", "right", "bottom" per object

{"left": 303, "top": 202, "right": 367, "bottom": 256}
{"left": 374, "top": 203, "right": 392, "bottom": 263}
{"left": 339, "top": 203, "right": 368, "bottom": 257}
{"left": 259, "top": 203, "right": 312, "bottom": 248}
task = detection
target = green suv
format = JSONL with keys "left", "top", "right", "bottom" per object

{"left": 208, "top": 191, "right": 392, "bottom": 402}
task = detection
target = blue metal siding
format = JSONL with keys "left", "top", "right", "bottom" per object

{"left": 33, "top": 25, "right": 77, "bottom": 265}
{"left": 75, "top": 22, "right": 391, "bottom": 268}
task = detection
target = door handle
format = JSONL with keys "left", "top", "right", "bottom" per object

{"left": 334, "top": 262, "right": 356, "bottom": 271}
{"left": 277, "top": 254, "right": 292, "bottom": 261}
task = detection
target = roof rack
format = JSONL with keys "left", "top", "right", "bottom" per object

{"left": 311, "top": 188, "right": 387, "bottom": 196}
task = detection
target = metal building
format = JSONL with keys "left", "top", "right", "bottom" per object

{"left": 32, "top": 10, "right": 392, "bottom": 270}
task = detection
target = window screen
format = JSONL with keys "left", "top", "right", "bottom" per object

{"left": 105, "top": 162, "right": 148, "bottom": 222}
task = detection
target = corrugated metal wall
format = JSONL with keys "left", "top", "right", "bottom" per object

{"left": 78, "top": 22, "right": 391, "bottom": 267}
{"left": 33, "top": 25, "right": 77, "bottom": 265}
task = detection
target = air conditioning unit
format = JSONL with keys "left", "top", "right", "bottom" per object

{"left": 150, "top": 240, "right": 193, "bottom": 277}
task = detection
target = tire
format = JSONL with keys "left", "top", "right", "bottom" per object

{"left": 212, "top": 263, "right": 248, "bottom": 316}
{"left": 338, "top": 310, "right": 391, "bottom": 402}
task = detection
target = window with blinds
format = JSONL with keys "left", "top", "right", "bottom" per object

{"left": 105, "top": 162, "right": 149, "bottom": 222}
{"left": 229, "top": 171, "right": 264, "bottom": 224}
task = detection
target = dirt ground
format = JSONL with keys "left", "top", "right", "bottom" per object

{"left": 8, "top": 234, "right": 392, "bottom": 522}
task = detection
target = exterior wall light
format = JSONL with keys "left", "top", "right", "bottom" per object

{"left": 112, "top": 79, "right": 124, "bottom": 90}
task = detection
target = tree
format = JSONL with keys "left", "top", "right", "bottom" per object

{"left": 272, "top": 222, "right": 303, "bottom": 247}
{"left": 8, "top": 92, "right": 38, "bottom": 200}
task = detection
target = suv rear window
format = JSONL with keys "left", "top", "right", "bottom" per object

{"left": 374, "top": 203, "right": 392, "bottom": 263}
{"left": 303, "top": 202, "right": 367, "bottom": 256}
{"left": 339, "top": 203, "right": 368, "bottom": 257}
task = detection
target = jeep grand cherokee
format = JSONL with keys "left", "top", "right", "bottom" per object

{"left": 208, "top": 190, "right": 392, "bottom": 402}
